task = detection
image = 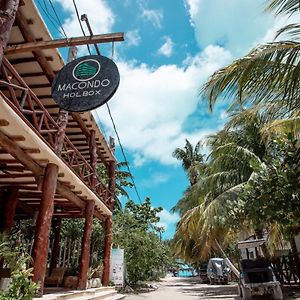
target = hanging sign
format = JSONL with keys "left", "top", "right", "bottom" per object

{"left": 51, "top": 55, "right": 120, "bottom": 112}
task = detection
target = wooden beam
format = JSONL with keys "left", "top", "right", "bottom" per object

{"left": 15, "top": 11, "right": 55, "bottom": 83}
{"left": 0, "top": 120, "right": 9, "bottom": 126}
{"left": 0, "top": 131, "right": 102, "bottom": 217}
{"left": 5, "top": 32, "right": 125, "bottom": 55}
{"left": 8, "top": 56, "right": 53, "bottom": 65}
{"left": 28, "top": 83, "right": 51, "bottom": 89}
{"left": 17, "top": 200, "right": 35, "bottom": 215}
{"left": 0, "top": 130, "right": 43, "bottom": 174}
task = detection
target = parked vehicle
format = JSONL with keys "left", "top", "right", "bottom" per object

{"left": 198, "top": 262, "right": 209, "bottom": 283}
{"left": 238, "top": 258, "right": 283, "bottom": 300}
{"left": 207, "top": 258, "right": 230, "bottom": 284}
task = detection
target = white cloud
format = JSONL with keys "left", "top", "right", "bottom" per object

{"left": 158, "top": 37, "right": 174, "bottom": 57}
{"left": 258, "top": 14, "right": 300, "bottom": 45}
{"left": 140, "top": 172, "right": 170, "bottom": 187}
{"left": 184, "top": 0, "right": 202, "bottom": 23}
{"left": 141, "top": 7, "right": 163, "bottom": 28}
{"left": 184, "top": 0, "right": 274, "bottom": 56}
{"left": 53, "top": 0, "right": 115, "bottom": 38}
{"left": 126, "top": 30, "right": 141, "bottom": 47}
{"left": 133, "top": 153, "right": 147, "bottom": 167}
{"left": 96, "top": 45, "right": 232, "bottom": 165}
{"left": 157, "top": 209, "right": 180, "bottom": 231}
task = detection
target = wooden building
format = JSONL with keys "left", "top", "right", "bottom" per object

{"left": 0, "top": 0, "right": 120, "bottom": 295}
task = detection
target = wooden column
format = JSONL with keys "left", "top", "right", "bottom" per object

{"left": 108, "top": 137, "right": 116, "bottom": 209}
{"left": 50, "top": 217, "right": 62, "bottom": 273}
{"left": 32, "top": 163, "right": 58, "bottom": 297}
{"left": 0, "top": 0, "right": 19, "bottom": 65}
{"left": 54, "top": 110, "right": 68, "bottom": 154}
{"left": 78, "top": 200, "right": 95, "bottom": 290}
{"left": 102, "top": 216, "right": 112, "bottom": 286}
{"left": 89, "top": 130, "right": 97, "bottom": 189}
{"left": 3, "top": 187, "right": 19, "bottom": 233}
{"left": 54, "top": 47, "right": 77, "bottom": 154}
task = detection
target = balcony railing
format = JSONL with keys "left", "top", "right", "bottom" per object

{"left": 0, "top": 57, "right": 112, "bottom": 209}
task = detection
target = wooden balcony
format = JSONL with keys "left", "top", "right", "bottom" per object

{"left": 0, "top": 56, "right": 114, "bottom": 213}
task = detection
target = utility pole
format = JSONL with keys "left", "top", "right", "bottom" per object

{"left": 0, "top": 0, "right": 19, "bottom": 65}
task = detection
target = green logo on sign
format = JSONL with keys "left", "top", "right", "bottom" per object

{"left": 73, "top": 59, "right": 101, "bottom": 81}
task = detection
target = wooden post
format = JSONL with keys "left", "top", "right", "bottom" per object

{"left": 108, "top": 137, "right": 116, "bottom": 209}
{"left": 3, "top": 187, "right": 19, "bottom": 233}
{"left": 54, "top": 110, "right": 68, "bottom": 154}
{"left": 102, "top": 216, "right": 112, "bottom": 286}
{"left": 54, "top": 47, "right": 77, "bottom": 154}
{"left": 78, "top": 200, "right": 95, "bottom": 290}
{"left": 0, "top": 0, "right": 19, "bottom": 65}
{"left": 89, "top": 130, "right": 97, "bottom": 189}
{"left": 50, "top": 217, "right": 62, "bottom": 273}
{"left": 32, "top": 163, "right": 58, "bottom": 297}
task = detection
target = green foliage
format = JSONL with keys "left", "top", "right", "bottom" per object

{"left": 239, "top": 134, "right": 300, "bottom": 238}
{"left": 96, "top": 161, "right": 134, "bottom": 210}
{"left": 113, "top": 198, "right": 172, "bottom": 286}
{"left": 0, "top": 234, "right": 37, "bottom": 300}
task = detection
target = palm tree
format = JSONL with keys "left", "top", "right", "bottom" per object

{"left": 202, "top": 0, "right": 300, "bottom": 117}
{"left": 172, "top": 139, "right": 206, "bottom": 186}
{"left": 97, "top": 161, "right": 133, "bottom": 210}
{"left": 172, "top": 109, "right": 270, "bottom": 264}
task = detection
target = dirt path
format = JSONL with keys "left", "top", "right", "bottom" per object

{"left": 125, "top": 276, "right": 241, "bottom": 300}
{"left": 125, "top": 276, "right": 300, "bottom": 300}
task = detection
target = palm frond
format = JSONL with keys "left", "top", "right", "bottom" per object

{"left": 202, "top": 41, "right": 300, "bottom": 114}
{"left": 261, "top": 116, "right": 300, "bottom": 138}
{"left": 266, "top": 0, "right": 300, "bottom": 16}
{"left": 276, "top": 23, "right": 300, "bottom": 40}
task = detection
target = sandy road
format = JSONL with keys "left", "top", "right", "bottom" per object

{"left": 125, "top": 276, "right": 300, "bottom": 300}
{"left": 125, "top": 276, "right": 241, "bottom": 300}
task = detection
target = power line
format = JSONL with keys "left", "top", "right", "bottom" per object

{"left": 71, "top": 0, "right": 144, "bottom": 205}
{"left": 48, "top": 0, "right": 68, "bottom": 38}
{"left": 105, "top": 103, "right": 143, "bottom": 204}
{"left": 36, "top": 0, "right": 67, "bottom": 38}
{"left": 71, "top": 0, "right": 92, "bottom": 55}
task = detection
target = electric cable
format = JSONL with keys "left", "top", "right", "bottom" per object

{"left": 48, "top": 0, "right": 68, "bottom": 39}
{"left": 71, "top": 0, "right": 145, "bottom": 206}
{"left": 36, "top": 0, "right": 67, "bottom": 38}
{"left": 71, "top": 0, "right": 92, "bottom": 55}
{"left": 105, "top": 103, "right": 143, "bottom": 204}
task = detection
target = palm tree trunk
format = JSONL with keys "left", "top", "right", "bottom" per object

{"left": 214, "top": 239, "right": 239, "bottom": 277}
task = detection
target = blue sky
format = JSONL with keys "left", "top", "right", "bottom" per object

{"left": 35, "top": 0, "right": 291, "bottom": 239}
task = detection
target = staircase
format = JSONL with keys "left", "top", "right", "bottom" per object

{"left": 36, "top": 287, "right": 126, "bottom": 300}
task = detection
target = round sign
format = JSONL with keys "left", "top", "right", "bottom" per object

{"left": 51, "top": 55, "right": 120, "bottom": 112}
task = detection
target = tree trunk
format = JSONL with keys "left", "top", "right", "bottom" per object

{"left": 0, "top": 0, "right": 19, "bottom": 65}
{"left": 214, "top": 239, "right": 240, "bottom": 277}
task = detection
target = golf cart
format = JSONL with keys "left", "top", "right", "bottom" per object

{"left": 238, "top": 258, "right": 283, "bottom": 299}
{"left": 207, "top": 258, "right": 230, "bottom": 284}
{"left": 237, "top": 239, "right": 283, "bottom": 299}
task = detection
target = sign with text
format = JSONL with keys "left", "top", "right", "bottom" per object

{"left": 110, "top": 248, "right": 125, "bottom": 286}
{"left": 51, "top": 55, "right": 120, "bottom": 112}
